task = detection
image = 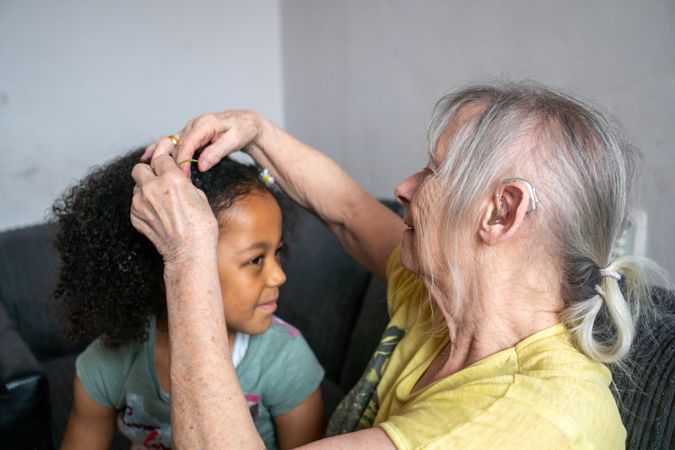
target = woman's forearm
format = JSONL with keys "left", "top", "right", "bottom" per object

{"left": 130, "top": 154, "right": 264, "bottom": 448}
{"left": 248, "top": 118, "right": 404, "bottom": 277}
{"left": 164, "top": 252, "right": 264, "bottom": 449}
{"left": 248, "top": 120, "right": 368, "bottom": 225}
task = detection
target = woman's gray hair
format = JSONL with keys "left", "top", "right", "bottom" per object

{"left": 419, "top": 81, "right": 664, "bottom": 364}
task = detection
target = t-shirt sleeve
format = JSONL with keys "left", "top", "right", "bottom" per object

{"left": 378, "top": 398, "right": 575, "bottom": 450}
{"left": 377, "top": 383, "right": 597, "bottom": 450}
{"left": 75, "top": 338, "right": 128, "bottom": 409}
{"left": 261, "top": 324, "right": 325, "bottom": 417}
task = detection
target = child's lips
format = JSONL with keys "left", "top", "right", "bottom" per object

{"left": 257, "top": 298, "right": 278, "bottom": 313}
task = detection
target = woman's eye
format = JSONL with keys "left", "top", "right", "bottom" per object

{"left": 419, "top": 166, "right": 437, "bottom": 183}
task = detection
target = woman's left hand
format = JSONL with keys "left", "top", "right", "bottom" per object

{"left": 141, "top": 110, "right": 266, "bottom": 177}
{"left": 130, "top": 154, "right": 219, "bottom": 265}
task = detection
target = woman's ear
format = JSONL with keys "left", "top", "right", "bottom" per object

{"left": 479, "top": 180, "right": 533, "bottom": 245}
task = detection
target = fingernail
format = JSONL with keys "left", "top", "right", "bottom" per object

{"left": 200, "top": 157, "right": 212, "bottom": 171}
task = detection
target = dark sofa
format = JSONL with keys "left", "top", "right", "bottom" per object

{"left": 1, "top": 200, "right": 673, "bottom": 449}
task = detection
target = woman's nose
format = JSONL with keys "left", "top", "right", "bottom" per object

{"left": 395, "top": 172, "right": 420, "bottom": 207}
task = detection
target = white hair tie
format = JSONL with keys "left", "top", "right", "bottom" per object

{"left": 598, "top": 268, "right": 622, "bottom": 281}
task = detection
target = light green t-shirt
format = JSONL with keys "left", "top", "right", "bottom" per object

{"left": 76, "top": 316, "right": 324, "bottom": 449}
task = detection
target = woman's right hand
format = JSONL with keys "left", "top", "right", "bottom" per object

{"left": 142, "top": 110, "right": 267, "bottom": 176}
{"left": 131, "top": 155, "right": 219, "bottom": 266}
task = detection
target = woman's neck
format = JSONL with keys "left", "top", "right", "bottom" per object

{"left": 423, "top": 266, "right": 563, "bottom": 377}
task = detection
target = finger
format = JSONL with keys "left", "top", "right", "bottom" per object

{"left": 141, "top": 133, "right": 179, "bottom": 161}
{"left": 198, "top": 131, "right": 247, "bottom": 171}
{"left": 176, "top": 115, "right": 226, "bottom": 171}
{"left": 151, "top": 153, "right": 185, "bottom": 177}
{"left": 153, "top": 137, "right": 179, "bottom": 160}
{"left": 174, "top": 121, "right": 197, "bottom": 176}
{"left": 193, "top": 113, "right": 260, "bottom": 171}
{"left": 141, "top": 142, "right": 156, "bottom": 162}
{"left": 131, "top": 163, "right": 157, "bottom": 186}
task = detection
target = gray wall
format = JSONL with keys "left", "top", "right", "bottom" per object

{"left": 281, "top": 0, "right": 675, "bottom": 279}
{"left": 0, "top": 0, "right": 283, "bottom": 230}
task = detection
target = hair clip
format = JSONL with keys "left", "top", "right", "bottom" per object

{"left": 260, "top": 168, "right": 275, "bottom": 187}
{"left": 503, "top": 178, "right": 538, "bottom": 212}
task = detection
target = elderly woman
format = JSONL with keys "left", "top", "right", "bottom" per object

{"left": 131, "top": 83, "right": 653, "bottom": 449}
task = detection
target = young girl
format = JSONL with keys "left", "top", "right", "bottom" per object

{"left": 53, "top": 148, "right": 325, "bottom": 450}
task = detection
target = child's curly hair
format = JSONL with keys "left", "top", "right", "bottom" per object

{"left": 52, "top": 148, "right": 279, "bottom": 349}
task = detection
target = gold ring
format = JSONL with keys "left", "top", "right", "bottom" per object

{"left": 168, "top": 135, "right": 180, "bottom": 146}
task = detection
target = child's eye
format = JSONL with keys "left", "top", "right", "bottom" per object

{"left": 250, "top": 256, "right": 264, "bottom": 266}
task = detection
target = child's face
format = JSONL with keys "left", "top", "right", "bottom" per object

{"left": 215, "top": 190, "right": 286, "bottom": 336}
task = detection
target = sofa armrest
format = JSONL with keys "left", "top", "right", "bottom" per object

{"left": 0, "top": 302, "right": 52, "bottom": 449}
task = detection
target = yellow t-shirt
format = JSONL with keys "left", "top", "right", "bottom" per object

{"left": 328, "top": 245, "right": 626, "bottom": 449}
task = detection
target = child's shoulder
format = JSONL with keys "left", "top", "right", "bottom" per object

{"left": 244, "top": 317, "right": 324, "bottom": 397}
{"left": 265, "top": 316, "right": 302, "bottom": 339}
{"left": 249, "top": 316, "right": 313, "bottom": 360}
{"left": 77, "top": 335, "right": 147, "bottom": 374}
{"left": 75, "top": 335, "right": 149, "bottom": 408}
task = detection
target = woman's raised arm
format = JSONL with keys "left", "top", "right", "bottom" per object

{"left": 145, "top": 111, "right": 405, "bottom": 278}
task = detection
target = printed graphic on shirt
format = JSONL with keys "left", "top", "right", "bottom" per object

{"left": 246, "top": 393, "right": 260, "bottom": 418}
{"left": 118, "top": 393, "right": 172, "bottom": 449}
{"left": 326, "top": 325, "right": 405, "bottom": 436}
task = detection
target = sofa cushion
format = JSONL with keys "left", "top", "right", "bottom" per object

{"left": 42, "top": 354, "right": 130, "bottom": 449}
{"left": 0, "top": 300, "right": 52, "bottom": 449}
{"left": 339, "top": 276, "right": 390, "bottom": 391}
{"left": 277, "top": 204, "right": 372, "bottom": 380}
{"left": 0, "top": 223, "right": 74, "bottom": 359}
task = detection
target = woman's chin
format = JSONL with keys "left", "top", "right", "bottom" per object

{"left": 400, "top": 234, "right": 420, "bottom": 274}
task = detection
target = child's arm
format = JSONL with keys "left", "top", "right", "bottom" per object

{"left": 274, "top": 388, "right": 325, "bottom": 449}
{"left": 60, "top": 376, "right": 117, "bottom": 450}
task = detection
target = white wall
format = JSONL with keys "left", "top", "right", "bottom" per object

{"left": 281, "top": 0, "right": 675, "bottom": 278}
{"left": 0, "top": 0, "right": 284, "bottom": 230}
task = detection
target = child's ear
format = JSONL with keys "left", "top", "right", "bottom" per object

{"left": 478, "top": 180, "right": 533, "bottom": 245}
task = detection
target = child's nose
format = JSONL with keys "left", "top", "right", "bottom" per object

{"left": 268, "top": 260, "right": 286, "bottom": 287}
